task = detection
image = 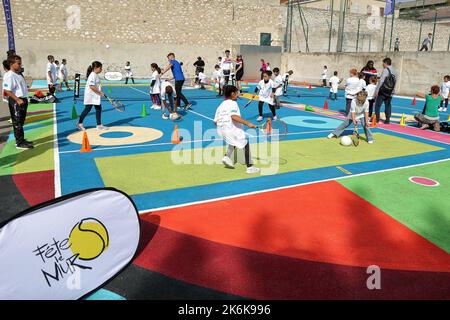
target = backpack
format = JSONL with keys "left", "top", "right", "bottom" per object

{"left": 379, "top": 68, "right": 396, "bottom": 96}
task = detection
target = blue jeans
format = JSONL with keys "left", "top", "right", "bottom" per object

{"left": 375, "top": 94, "right": 392, "bottom": 123}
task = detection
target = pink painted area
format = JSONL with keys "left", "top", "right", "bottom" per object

{"left": 377, "top": 123, "right": 450, "bottom": 144}
{"left": 409, "top": 176, "right": 440, "bottom": 187}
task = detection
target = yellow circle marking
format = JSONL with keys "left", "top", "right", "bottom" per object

{"left": 67, "top": 126, "right": 163, "bottom": 146}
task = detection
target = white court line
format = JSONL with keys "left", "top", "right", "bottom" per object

{"left": 53, "top": 102, "right": 62, "bottom": 197}
{"left": 139, "top": 157, "right": 450, "bottom": 214}
{"left": 58, "top": 129, "right": 332, "bottom": 154}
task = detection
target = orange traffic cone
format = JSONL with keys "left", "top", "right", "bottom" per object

{"left": 412, "top": 97, "right": 416, "bottom": 106}
{"left": 171, "top": 125, "right": 181, "bottom": 144}
{"left": 370, "top": 115, "right": 377, "bottom": 128}
{"left": 324, "top": 100, "right": 329, "bottom": 110}
{"left": 80, "top": 132, "right": 92, "bottom": 153}
{"left": 266, "top": 118, "right": 272, "bottom": 134}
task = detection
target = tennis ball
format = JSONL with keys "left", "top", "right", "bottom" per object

{"left": 69, "top": 218, "right": 109, "bottom": 261}
{"left": 340, "top": 135, "right": 352, "bottom": 146}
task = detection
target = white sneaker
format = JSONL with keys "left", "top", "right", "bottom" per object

{"left": 443, "top": 108, "right": 447, "bottom": 112}
{"left": 257, "top": 116, "right": 263, "bottom": 122}
{"left": 154, "top": 105, "right": 162, "bottom": 110}
{"left": 77, "top": 123, "right": 86, "bottom": 131}
{"left": 246, "top": 166, "right": 260, "bottom": 174}
{"left": 170, "top": 113, "right": 180, "bottom": 120}
{"left": 97, "top": 125, "right": 109, "bottom": 131}
{"left": 368, "top": 140, "right": 374, "bottom": 144}
{"left": 273, "top": 116, "right": 278, "bottom": 121}
{"left": 162, "top": 114, "right": 169, "bottom": 120}
{"left": 438, "top": 107, "right": 443, "bottom": 112}
{"left": 222, "top": 156, "right": 234, "bottom": 169}
{"left": 327, "top": 133, "right": 335, "bottom": 139}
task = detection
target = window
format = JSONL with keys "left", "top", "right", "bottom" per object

{"left": 380, "top": 7, "right": 385, "bottom": 17}
{"left": 260, "top": 33, "right": 272, "bottom": 46}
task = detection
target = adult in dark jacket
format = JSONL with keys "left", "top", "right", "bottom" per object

{"left": 360, "top": 60, "right": 377, "bottom": 85}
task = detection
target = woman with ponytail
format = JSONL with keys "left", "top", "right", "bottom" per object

{"left": 77, "top": 61, "right": 108, "bottom": 131}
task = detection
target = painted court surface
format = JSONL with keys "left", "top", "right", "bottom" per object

{"left": 0, "top": 82, "right": 449, "bottom": 299}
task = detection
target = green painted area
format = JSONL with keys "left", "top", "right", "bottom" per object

{"left": 0, "top": 103, "right": 54, "bottom": 176}
{"left": 339, "top": 160, "right": 450, "bottom": 253}
{"left": 95, "top": 133, "right": 441, "bottom": 195}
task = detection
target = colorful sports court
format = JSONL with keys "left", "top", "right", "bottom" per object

{"left": 1, "top": 81, "right": 449, "bottom": 299}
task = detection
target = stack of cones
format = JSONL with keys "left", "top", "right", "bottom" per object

{"left": 370, "top": 115, "right": 377, "bottom": 127}
{"left": 399, "top": 114, "right": 406, "bottom": 126}
{"left": 141, "top": 104, "right": 148, "bottom": 117}
{"left": 324, "top": 100, "right": 329, "bottom": 110}
{"left": 71, "top": 103, "right": 78, "bottom": 119}
{"left": 266, "top": 119, "right": 272, "bottom": 134}
{"left": 80, "top": 132, "right": 92, "bottom": 153}
{"left": 412, "top": 97, "right": 416, "bottom": 106}
{"left": 171, "top": 125, "right": 181, "bottom": 144}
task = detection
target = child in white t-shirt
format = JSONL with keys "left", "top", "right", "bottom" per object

{"left": 358, "top": 72, "right": 367, "bottom": 91}
{"left": 438, "top": 75, "right": 449, "bottom": 112}
{"left": 150, "top": 63, "right": 162, "bottom": 110}
{"left": 328, "top": 90, "right": 373, "bottom": 143}
{"left": 345, "top": 68, "right": 362, "bottom": 115}
{"left": 124, "top": 61, "right": 135, "bottom": 84}
{"left": 77, "top": 61, "right": 107, "bottom": 131}
{"left": 214, "top": 85, "right": 259, "bottom": 174}
{"left": 254, "top": 71, "right": 276, "bottom": 122}
{"left": 328, "top": 71, "right": 341, "bottom": 100}
{"left": 160, "top": 80, "right": 179, "bottom": 120}
{"left": 283, "top": 70, "right": 293, "bottom": 95}
{"left": 365, "top": 76, "right": 378, "bottom": 118}
{"left": 46, "top": 55, "right": 57, "bottom": 100}
{"left": 213, "top": 64, "right": 224, "bottom": 97}
{"left": 3, "top": 55, "right": 33, "bottom": 149}
{"left": 58, "top": 59, "right": 71, "bottom": 91}
{"left": 198, "top": 72, "right": 208, "bottom": 90}
{"left": 272, "top": 68, "right": 284, "bottom": 109}
{"left": 322, "top": 66, "right": 328, "bottom": 87}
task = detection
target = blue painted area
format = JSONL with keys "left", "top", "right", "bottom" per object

{"left": 100, "top": 131, "right": 134, "bottom": 138}
{"left": 283, "top": 115, "right": 343, "bottom": 129}
{"left": 84, "top": 289, "right": 126, "bottom": 300}
{"left": 55, "top": 84, "right": 450, "bottom": 210}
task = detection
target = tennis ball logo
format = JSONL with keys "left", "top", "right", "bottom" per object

{"left": 69, "top": 218, "right": 109, "bottom": 261}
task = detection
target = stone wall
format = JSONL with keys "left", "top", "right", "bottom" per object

{"left": 286, "top": 7, "right": 450, "bottom": 53}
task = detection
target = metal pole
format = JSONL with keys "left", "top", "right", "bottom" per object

{"left": 418, "top": 20, "right": 423, "bottom": 50}
{"left": 289, "top": 0, "right": 293, "bottom": 52}
{"left": 336, "top": 0, "right": 346, "bottom": 52}
{"left": 389, "top": 0, "right": 396, "bottom": 52}
{"left": 328, "top": 0, "right": 334, "bottom": 52}
{"left": 382, "top": 13, "right": 387, "bottom": 52}
{"left": 431, "top": 11, "right": 437, "bottom": 51}
{"left": 448, "top": 33, "right": 450, "bottom": 51}
{"left": 284, "top": 0, "right": 290, "bottom": 52}
{"left": 369, "top": 35, "right": 372, "bottom": 52}
{"left": 356, "top": 19, "right": 360, "bottom": 52}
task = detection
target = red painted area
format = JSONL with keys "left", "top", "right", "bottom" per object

{"left": 134, "top": 221, "right": 450, "bottom": 299}
{"left": 12, "top": 170, "right": 55, "bottom": 206}
{"left": 409, "top": 176, "right": 440, "bottom": 187}
{"left": 141, "top": 181, "right": 450, "bottom": 272}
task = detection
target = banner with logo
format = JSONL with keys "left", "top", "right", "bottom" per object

{"left": 0, "top": 188, "right": 140, "bottom": 300}
{"left": 385, "top": 0, "right": 394, "bottom": 16}
{"left": 2, "top": 0, "right": 16, "bottom": 51}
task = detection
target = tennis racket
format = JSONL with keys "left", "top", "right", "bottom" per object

{"left": 352, "top": 126, "right": 360, "bottom": 147}
{"left": 257, "top": 119, "right": 288, "bottom": 140}
{"left": 243, "top": 96, "right": 256, "bottom": 109}
{"left": 104, "top": 94, "right": 125, "bottom": 112}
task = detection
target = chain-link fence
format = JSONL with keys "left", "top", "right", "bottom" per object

{"left": 284, "top": 0, "right": 450, "bottom": 53}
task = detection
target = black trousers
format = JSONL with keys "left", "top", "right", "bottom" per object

{"left": 368, "top": 99, "right": 375, "bottom": 118}
{"left": 79, "top": 104, "right": 102, "bottom": 125}
{"left": 419, "top": 45, "right": 429, "bottom": 52}
{"left": 175, "top": 80, "right": 189, "bottom": 106}
{"left": 375, "top": 94, "right": 392, "bottom": 123}
{"left": 48, "top": 84, "right": 56, "bottom": 98}
{"left": 223, "top": 70, "right": 231, "bottom": 85}
{"left": 440, "top": 98, "right": 448, "bottom": 109}
{"left": 8, "top": 97, "right": 29, "bottom": 145}
{"left": 125, "top": 77, "right": 135, "bottom": 84}
{"left": 258, "top": 101, "right": 276, "bottom": 117}
{"left": 345, "top": 98, "right": 352, "bottom": 115}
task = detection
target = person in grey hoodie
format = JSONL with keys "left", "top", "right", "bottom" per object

{"left": 374, "top": 57, "right": 396, "bottom": 124}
